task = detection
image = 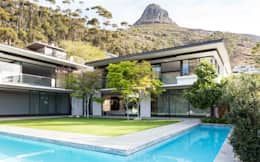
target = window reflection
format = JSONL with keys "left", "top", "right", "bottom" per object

{"left": 0, "top": 60, "right": 21, "bottom": 82}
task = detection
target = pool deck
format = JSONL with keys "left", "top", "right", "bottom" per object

{"left": 0, "top": 119, "right": 200, "bottom": 156}
{"left": 214, "top": 127, "right": 239, "bottom": 162}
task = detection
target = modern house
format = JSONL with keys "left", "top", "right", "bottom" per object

{"left": 86, "top": 39, "right": 232, "bottom": 118}
{"left": 0, "top": 42, "right": 89, "bottom": 116}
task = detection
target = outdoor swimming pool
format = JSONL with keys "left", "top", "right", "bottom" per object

{"left": 0, "top": 125, "right": 231, "bottom": 162}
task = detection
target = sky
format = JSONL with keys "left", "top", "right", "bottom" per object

{"left": 39, "top": 0, "right": 260, "bottom": 36}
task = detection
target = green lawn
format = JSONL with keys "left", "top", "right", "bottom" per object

{"left": 0, "top": 118, "right": 178, "bottom": 136}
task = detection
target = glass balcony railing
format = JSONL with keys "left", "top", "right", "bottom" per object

{"left": 0, "top": 73, "right": 55, "bottom": 87}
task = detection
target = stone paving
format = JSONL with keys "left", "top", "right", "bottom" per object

{"left": 0, "top": 116, "right": 66, "bottom": 121}
{"left": 214, "top": 128, "right": 239, "bottom": 162}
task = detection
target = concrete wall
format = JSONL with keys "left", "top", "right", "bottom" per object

{"left": 140, "top": 93, "right": 151, "bottom": 118}
{"left": 92, "top": 92, "right": 102, "bottom": 116}
{"left": 0, "top": 91, "right": 30, "bottom": 115}
{"left": 71, "top": 97, "right": 83, "bottom": 116}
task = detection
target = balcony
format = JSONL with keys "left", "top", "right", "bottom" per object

{"left": 0, "top": 73, "right": 55, "bottom": 87}
{"left": 162, "top": 75, "right": 197, "bottom": 88}
{"left": 176, "top": 75, "right": 197, "bottom": 85}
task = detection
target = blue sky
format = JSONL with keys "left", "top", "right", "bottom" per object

{"left": 39, "top": 0, "right": 260, "bottom": 35}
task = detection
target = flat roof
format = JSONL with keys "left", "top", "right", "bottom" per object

{"left": 0, "top": 43, "right": 90, "bottom": 69}
{"left": 26, "top": 42, "right": 65, "bottom": 52}
{"left": 0, "top": 83, "right": 72, "bottom": 93}
{"left": 85, "top": 39, "right": 231, "bottom": 73}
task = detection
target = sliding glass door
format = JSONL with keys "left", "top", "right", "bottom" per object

{"left": 152, "top": 89, "right": 208, "bottom": 117}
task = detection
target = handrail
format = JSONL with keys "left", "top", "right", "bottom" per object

{"left": 0, "top": 73, "right": 55, "bottom": 87}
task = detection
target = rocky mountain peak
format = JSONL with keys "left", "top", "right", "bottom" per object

{"left": 134, "top": 3, "right": 175, "bottom": 25}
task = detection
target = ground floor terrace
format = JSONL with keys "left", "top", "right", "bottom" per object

{"left": 96, "top": 88, "right": 209, "bottom": 118}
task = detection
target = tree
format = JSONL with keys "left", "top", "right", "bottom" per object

{"left": 184, "top": 61, "right": 222, "bottom": 117}
{"left": 223, "top": 74, "right": 260, "bottom": 162}
{"left": 252, "top": 43, "right": 260, "bottom": 67}
{"left": 0, "top": 27, "right": 17, "bottom": 45}
{"left": 59, "top": 40, "right": 105, "bottom": 62}
{"left": 66, "top": 70, "right": 102, "bottom": 118}
{"left": 106, "top": 61, "right": 163, "bottom": 119}
{"left": 0, "top": 7, "right": 10, "bottom": 26}
{"left": 133, "top": 61, "right": 163, "bottom": 118}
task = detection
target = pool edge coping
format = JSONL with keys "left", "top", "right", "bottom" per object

{"left": 0, "top": 119, "right": 200, "bottom": 156}
{"left": 213, "top": 125, "right": 239, "bottom": 162}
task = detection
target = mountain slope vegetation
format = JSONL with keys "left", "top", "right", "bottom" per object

{"left": 0, "top": 0, "right": 259, "bottom": 67}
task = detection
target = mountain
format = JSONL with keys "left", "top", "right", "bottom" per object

{"left": 102, "top": 4, "right": 259, "bottom": 68}
{"left": 134, "top": 4, "right": 175, "bottom": 25}
{"left": 0, "top": 1, "right": 259, "bottom": 67}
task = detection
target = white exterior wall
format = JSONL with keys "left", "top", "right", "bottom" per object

{"left": 176, "top": 75, "right": 197, "bottom": 85}
{"left": 71, "top": 97, "right": 83, "bottom": 116}
{"left": 92, "top": 92, "right": 102, "bottom": 116}
{"left": 140, "top": 93, "right": 151, "bottom": 118}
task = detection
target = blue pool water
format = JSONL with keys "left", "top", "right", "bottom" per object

{"left": 0, "top": 125, "right": 231, "bottom": 162}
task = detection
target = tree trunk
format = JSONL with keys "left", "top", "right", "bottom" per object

{"left": 125, "top": 100, "right": 129, "bottom": 120}
{"left": 82, "top": 96, "right": 85, "bottom": 117}
{"left": 210, "top": 106, "right": 215, "bottom": 118}
{"left": 86, "top": 96, "right": 90, "bottom": 118}
{"left": 136, "top": 101, "right": 141, "bottom": 120}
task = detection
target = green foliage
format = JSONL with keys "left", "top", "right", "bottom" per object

{"left": 0, "top": 1, "right": 257, "bottom": 66}
{"left": 252, "top": 43, "right": 260, "bottom": 67}
{"left": 65, "top": 70, "right": 102, "bottom": 117}
{"left": 201, "top": 117, "right": 229, "bottom": 124}
{"left": 65, "top": 70, "right": 102, "bottom": 99}
{"left": 222, "top": 74, "right": 260, "bottom": 162}
{"left": 184, "top": 62, "right": 222, "bottom": 117}
{"left": 59, "top": 40, "right": 105, "bottom": 62}
{"left": 0, "top": 27, "right": 17, "bottom": 44}
{"left": 106, "top": 61, "right": 163, "bottom": 118}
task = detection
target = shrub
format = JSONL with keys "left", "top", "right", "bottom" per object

{"left": 201, "top": 117, "right": 229, "bottom": 124}
{"left": 222, "top": 74, "right": 260, "bottom": 162}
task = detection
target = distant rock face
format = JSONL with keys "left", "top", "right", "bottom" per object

{"left": 134, "top": 4, "right": 175, "bottom": 25}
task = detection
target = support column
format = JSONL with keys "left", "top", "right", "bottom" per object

{"left": 71, "top": 97, "right": 83, "bottom": 116}
{"left": 140, "top": 93, "right": 151, "bottom": 118}
{"left": 92, "top": 91, "right": 102, "bottom": 116}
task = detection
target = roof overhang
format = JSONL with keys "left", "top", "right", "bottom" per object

{"left": 0, "top": 44, "right": 91, "bottom": 70}
{"left": 86, "top": 39, "right": 232, "bottom": 74}
{"left": 0, "top": 83, "right": 72, "bottom": 93}
{"left": 26, "top": 42, "right": 65, "bottom": 52}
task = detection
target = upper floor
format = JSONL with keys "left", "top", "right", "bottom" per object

{"left": 0, "top": 43, "right": 91, "bottom": 92}
{"left": 86, "top": 39, "right": 232, "bottom": 88}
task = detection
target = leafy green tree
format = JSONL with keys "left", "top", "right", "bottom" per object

{"left": 184, "top": 61, "right": 222, "bottom": 117}
{"left": 0, "top": 27, "right": 17, "bottom": 44}
{"left": 106, "top": 61, "right": 162, "bottom": 119}
{"left": 252, "top": 43, "right": 260, "bottom": 67}
{"left": 133, "top": 61, "right": 163, "bottom": 118}
{"left": 66, "top": 70, "right": 102, "bottom": 118}
{"left": 0, "top": 7, "right": 10, "bottom": 26}
{"left": 223, "top": 74, "right": 260, "bottom": 162}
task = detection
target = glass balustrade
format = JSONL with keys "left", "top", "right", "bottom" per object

{"left": 0, "top": 73, "right": 55, "bottom": 87}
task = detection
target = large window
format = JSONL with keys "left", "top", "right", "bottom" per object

{"left": 181, "top": 57, "right": 216, "bottom": 76}
{"left": 152, "top": 89, "right": 209, "bottom": 117}
{"left": 0, "top": 60, "right": 21, "bottom": 83}
{"left": 152, "top": 64, "right": 161, "bottom": 79}
{"left": 161, "top": 72, "right": 179, "bottom": 84}
{"left": 161, "top": 61, "right": 181, "bottom": 84}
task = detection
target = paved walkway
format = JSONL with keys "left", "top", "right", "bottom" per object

{"left": 214, "top": 128, "right": 239, "bottom": 162}
{"left": 0, "top": 116, "right": 67, "bottom": 121}
{"left": 0, "top": 119, "right": 200, "bottom": 155}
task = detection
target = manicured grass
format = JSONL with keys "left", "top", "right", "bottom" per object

{"left": 0, "top": 118, "right": 178, "bottom": 136}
